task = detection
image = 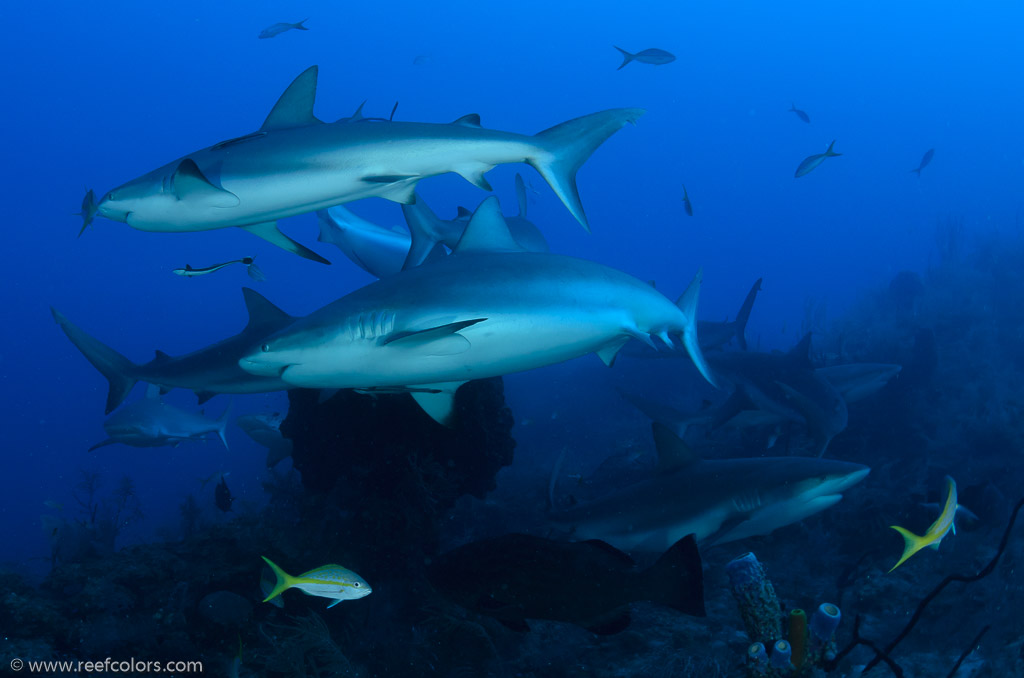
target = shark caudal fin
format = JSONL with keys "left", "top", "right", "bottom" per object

{"left": 77, "top": 189, "right": 99, "bottom": 237}
{"left": 732, "top": 278, "right": 763, "bottom": 350}
{"left": 641, "top": 534, "right": 706, "bottom": 617}
{"left": 260, "top": 556, "right": 296, "bottom": 602}
{"left": 613, "top": 46, "right": 636, "bottom": 70}
{"left": 887, "top": 525, "right": 929, "bottom": 572}
{"left": 675, "top": 270, "right": 717, "bottom": 387}
{"left": 401, "top": 195, "right": 461, "bottom": 270}
{"left": 51, "top": 307, "right": 138, "bottom": 413}
{"left": 528, "top": 108, "right": 645, "bottom": 231}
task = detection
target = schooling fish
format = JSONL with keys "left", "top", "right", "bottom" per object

{"left": 173, "top": 258, "right": 265, "bottom": 282}
{"left": 614, "top": 46, "right": 676, "bottom": 70}
{"left": 261, "top": 556, "right": 371, "bottom": 608}
{"left": 910, "top": 148, "right": 934, "bottom": 176}
{"left": 789, "top": 103, "right": 811, "bottom": 124}
{"left": 888, "top": 476, "right": 959, "bottom": 572}
{"left": 795, "top": 140, "right": 841, "bottom": 178}
{"left": 427, "top": 533, "right": 704, "bottom": 634}
{"left": 258, "top": 19, "right": 308, "bottom": 39}
{"left": 681, "top": 184, "right": 693, "bottom": 216}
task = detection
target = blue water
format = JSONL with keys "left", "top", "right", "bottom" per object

{"left": 2, "top": 1, "right": 1022, "bottom": 668}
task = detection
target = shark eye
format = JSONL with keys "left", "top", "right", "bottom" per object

{"left": 261, "top": 343, "right": 270, "bottom": 353}
{"left": 106, "top": 191, "right": 116, "bottom": 201}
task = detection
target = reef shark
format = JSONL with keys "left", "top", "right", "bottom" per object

{"left": 240, "top": 197, "right": 715, "bottom": 426}
{"left": 316, "top": 176, "right": 547, "bottom": 278}
{"left": 550, "top": 422, "right": 870, "bottom": 551}
{"left": 53, "top": 288, "right": 296, "bottom": 414}
{"left": 237, "top": 412, "right": 293, "bottom": 467}
{"left": 90, "top": 385, "right": 231, "bottom": 452}
{"left": 82, "top": 65, "right": 642, "bottom": 262}
{"left": 706, "top": 334, "right": 848, "bottom": 456}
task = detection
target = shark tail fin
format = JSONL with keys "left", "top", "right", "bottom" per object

{"left": 77, "top": 189, "right": 98, "bottom": 237}
{"left": 260, "top": 556, "right": 295, "bottom": 602}
{"left": 51, "top": 307, "right": 138, "bottom": 413}
{"left": 528, "top": 108, "right": 645, "bottom": 232}
{"left": 888, "top": 525, "right": 929, "bottom": 572}
{"left": 732, "top": 278, "right": 763, "bottom": 350}
{"left": 641, "top": 534, "right": 706, "bottom": 617}
{"left": 674, "top": 270, "right": 717, "bottom": 387}
{"left": 401, "top": 195, "right": 458, "bottom": 270}
{"left": 216, "top": 400, "right": 233, "bottom": 450}
{"left": 613, "top": 46, "right": 635, "bottom": 70}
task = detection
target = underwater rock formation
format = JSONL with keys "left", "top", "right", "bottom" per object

{"left": 282, "top": 379, "right": 516, "bottom": 574}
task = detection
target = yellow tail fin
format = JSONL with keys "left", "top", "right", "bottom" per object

{"left": 887, "top": 525, "right": 928, "bottom": 572}
{"left": 261, "top": 556, "right": 295, "bottom": 602}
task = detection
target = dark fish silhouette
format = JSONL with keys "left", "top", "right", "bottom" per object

{"left": 215, "top": 477, "right": 235, "bottom": 513}
{"left": 682, "top": 184, "right": 693, "bottom": 216}
{"left": 614, "top": 46, "right": 676, "bottom": 70}
{"left": 258, "top": 19, "right": 308, "bottom": 39}
{"left": 427, "top": 533, "right": 705, "bottom": 634}
{"left": 173, "top": 257, "right": 265, "bottom": 282}
{"left": 789, "top": 103, "right": 810, "bottom": 124}
{"left": 911, "top": 148, "right": 934, "bottom": 176}
{"left": 795, "top": 140, "right": 841, "bottom": 178}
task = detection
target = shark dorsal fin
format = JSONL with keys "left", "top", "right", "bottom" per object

{"left": 455, "top": 206, "right": 472, "bottom": 219}
{"left": 261, "top": 65, "right": 321, "bottom": 131}
{"left": 583, "top": 539, "right": 634, "bottom": 568}
{"left": 453, "top": 197, "right": 524, "bottom": 254}
{"left": 451, "top": 113, "right": 481, "bottom": 127}
{"left": 651, "top": 422, "right": 700, "bottom": 471}
{"left": 348, "top": 100, "right": 367, "bottom": 122}
{"left": 789, "top": 333, "right": 814, "bottom": 368}
{"left": 514, "top": 173, "right": 528, "bottom": 218}
{"left": 241, "top": 288, "right": 292, "bottom": 329}
{"left": 153, "top": 350, "right": 172, "bottom": 363}
{"left": 171, "top": 159, "right": 240, "bottom": 207}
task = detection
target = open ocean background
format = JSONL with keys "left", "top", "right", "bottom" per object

{"left": 1, "top": 0, "right": 1022, "bottom": 630}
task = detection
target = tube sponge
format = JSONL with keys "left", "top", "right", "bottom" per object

{"left": 810, "top": 602, "right": 841, "bottom": 642}
{"left": 747, "top": 642, "right": 768, "bottom": 667}
{"left": 770, "top": 639, "right": 793, "bottom": 671}
{"left": 725, "top": 552, "right": 782, "bottom": 645}
{"left": 788, "top": 609, "right": 807, "bottom": 669}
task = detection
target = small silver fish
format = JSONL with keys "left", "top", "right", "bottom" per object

{"left": 614, "top": 46, "right": 675, "bottom": 70}
{"left": 258, "top": 19, "right": 308, "bottom": 39}
{"left": 910, "top": 148, "right": 934, "bottom": 176}
{"left": 682, "top": 184, "right": 693, "bottom": 216}
{"left": 789, "top": 103, "right": 810, "bottom": 124}
{"left": 795, "top": 140, "right": 841, "bottom": 178}
{"left": 173, "top": 257, "right": 265, "bottom": 281}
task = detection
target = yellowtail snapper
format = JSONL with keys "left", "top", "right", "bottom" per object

{"left": 261, "top": 556, "right": 371, "bottom": 608}
{"left": 682, "top": 184, "right": 693, "bottom": 216}
{"left": 910, "top": 148, "right": 934, "bottom": 176}
{"left": 614, "top": 46, "right": 676, "bottom": 70}
{"left": 795, "top": 140, "right": 841, "bottom": 178}
{"left": 789, "top": 102, "right": 811, "bottom": 123}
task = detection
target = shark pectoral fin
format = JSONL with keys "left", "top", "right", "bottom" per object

{"left": 455, "top": 206, "right": 472, "bottom": 219}
{"left": 382, "top": 319, "right": 486, "bottom": 356}
{"left": 196, "top": 391, "right": 215, "bottom": 405}
{"left": 702, "top": 514, "right": 748, "bottom": 547}
{"left": 651, "top": 422, "right": 701, "bottom": 471}
{"left": 596, "top": 336, "right": 631, "bottom": 367}
{"left": 362, "top": 175, "right": 419, "bottom": 204}
{"left": 454, "top": 197, "right": 524, "bottom": 254}
{"left": 171, "top": 159, "right": 240, "bottom": 207}
{"left": 409, "top": 382, "right": 467, "bottom": 427}
{"left": 242, "top": 221, "right": 330, "bottom": 264}
{"left": 317, "top": 389, "right": 340, "bottom": 404}
{"left": 261, "top": 65, "right": 322, "bottom": 131}
{"left": 88, "top": 439, "right": 118, "bottom": 452}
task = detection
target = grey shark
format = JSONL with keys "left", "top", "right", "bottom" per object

{"left": 237, "top": 412, "right": 293, "bottom": 467}
{"left": 316, "top": 176, "right": 547, "bottom": 278}
{"left": 706, "top": 333, "right": 848, "bottom": 456}
{"left": 550, "top": 422, "right": 870, "bottom": 551}
{"left": 816, "top": 363, "right": 901, "bottom": 403}
{"left": 241, "top": 197, "right": 715, "bottom": 425}
{"left": 90, "top": 386, "right": 231, "bottom": 452}
{"left": 82, "top": 65, "right": 642, "bottom": 262}
{"left": 53, "top": 288, "right": 295, "bottom": 414}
